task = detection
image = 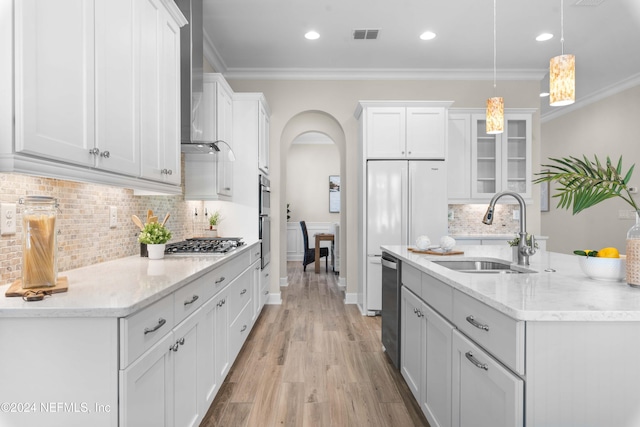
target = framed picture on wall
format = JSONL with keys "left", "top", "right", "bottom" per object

{"left": 329, "top": 175, "right": 340, "bottom": 213}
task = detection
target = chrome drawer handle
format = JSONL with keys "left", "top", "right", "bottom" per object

{"left": 178, "top": 337, "right": 185, "bottom": 345}
{"left": 184, "top": 295, "right": 199, "bottom": 306}
{"left": 170, "top": 342, "right": 179, "bottom": 352}
{"left": 466, "top": 315, "right": 489, "bottom": 332}
{"left": 215, "top": 276, "right": 226, "bottom": 284}
{"left": 144, "top": 318, "right": 166, "bottom": 335}
{"left": 465, "top": 351, "right": 489, "bottom": 371}
{"left": 240, "top": 289, "right": 247, "bottom": 295}
{"left": 241, "top": 325, "right": 247, "bottom": 332}
{"left": 89, "top": 148, "right": 100, "bottom": 156}
{"left": 100, "top": 150, "right": 110, "bottom": 158}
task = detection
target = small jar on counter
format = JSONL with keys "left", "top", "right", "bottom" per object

{"left": 21, "top": 196, "right": 58, "bottom": 288}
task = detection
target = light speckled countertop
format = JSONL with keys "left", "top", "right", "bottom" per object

{"left": 450, "top": 234, "right": 548, "bottom": 240}
{"left": 383, "top": 244, "right": 640, "bottom": 321}
{"left": 0, "top": 241, "right": 258, "bottom": 318}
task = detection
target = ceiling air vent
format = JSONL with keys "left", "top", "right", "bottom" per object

{"left": 573, "top": 0, "right": 605, "bottom": 6}
{"left": 353, "top": 29, "right": 379, "bottom": 40}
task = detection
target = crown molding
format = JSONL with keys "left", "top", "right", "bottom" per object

{"left": 203, "top": 30, "right": 227, "bottom": 73}
{"left": 541, "top": 73, "right": 640, "bottom": 123}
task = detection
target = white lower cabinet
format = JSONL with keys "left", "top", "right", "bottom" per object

{"left": 120, "top": 245, "right": 265, "bottom": 427}
{"left": 401, "top": 286, "right": 453, "bottom": 427}
{"left": 451, "top": 330, "right": 523, "bottom": 427}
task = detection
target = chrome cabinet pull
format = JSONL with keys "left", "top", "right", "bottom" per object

{"left": 264, "top": 290, "right": 269, "bottom": 295}
{"left": 240, "top": 289, "right": 247, "bottom": 295}
{"left": 466, "top": 315, "right": 489, "bottom": 332}
{"left": 465, "top": 351, "right": 489, "bottom": 371}
{"left": 100, "top": 150, "right": 110, "bottom": 158}
{"left": 241, "top": 325, "right": 247, "bottom": 332}
{"left": 89, "top": 148, "right": 100, "bottom": 156}
{"left": 184, "top": 295, "right": 199, "bottom": 306}
{"left": 215, "top": 276, "right": 226, "bottom": 284}
{"left": 144, "top": 318, "right": 166, "bottom": 335}
{"left": 178, "top": 337, "right": 185, "bottom": 345}
{"left": 170, "top": 342, "right": 179, "bottom": 352}
{"left": 167, "top": 169, "right": 172, "bottom": 175}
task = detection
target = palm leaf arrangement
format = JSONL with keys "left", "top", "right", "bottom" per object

{"left": 534, "top": 155, "right": 638, "bottom": 215}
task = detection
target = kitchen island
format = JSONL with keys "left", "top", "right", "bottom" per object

{"left": 0, "top": 241, "right": 266, "bottom": 427}
{"left": 383, "top": 244, "right": 640, "bottom": 427}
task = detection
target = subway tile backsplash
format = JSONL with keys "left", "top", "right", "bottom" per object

{"left": 0, "top": 173, "right": 200, "bottom": 285}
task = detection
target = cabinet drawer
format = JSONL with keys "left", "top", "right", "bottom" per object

{"left": 453, "top": 290, "right": 525, "bottom": 375}
{"left": 402, "top": 263, "right": 421, "bottom": 296}
{"left": 174, "top": 275, "right": 206, "bottom": 325}
{"left": 422, "top": 272, "right": 453, "bottom": 320}
{"left": 120, "top": 295, "right": 174, "bottom": 368}
{"left": 229, "top": 302, "right": 252, "bottom": 360}
{"left": 228, "top": 268, "right": 252, "bottom": 325}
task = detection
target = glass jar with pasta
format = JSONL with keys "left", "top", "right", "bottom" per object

{"left": 21, "top": 196, "right": 58, "bottom": 288}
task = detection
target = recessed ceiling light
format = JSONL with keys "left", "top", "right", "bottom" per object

{"left": 540, "top": 92, "right": 550, "bottom": 97}
{"left": 305, "top": 31, "right": 320, "bottom": 40}
{"left": 536, "top": 33, "right": 554, "bottom": 42}
{"left": 420, "top": 31, "right": 437, "bottom": 41}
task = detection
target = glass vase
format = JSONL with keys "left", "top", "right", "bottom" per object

{"left": 626, "top": 210, "right": 640, "bottom": 287}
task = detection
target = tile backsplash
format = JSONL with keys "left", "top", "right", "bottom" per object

{"left": 448, "top": 204, "right": 520, "bottom": 236}
{"left": 0, "top": 173, "right": 201, "bottom": 285}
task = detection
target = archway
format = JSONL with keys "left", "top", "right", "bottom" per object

{"left": 279, "top": 110, "right": 347, "bottom": 288}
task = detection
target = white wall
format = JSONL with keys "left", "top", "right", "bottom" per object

{"left": 226, "top": 78, "right": 542, "bottom": 295}
{"left": 286, "top": 143, "right": 340, "bottom": 223}
{"left": 541, "top": 84, "right": 640, "bottom": 254}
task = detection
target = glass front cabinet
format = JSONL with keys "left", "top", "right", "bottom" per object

{"left": 470, "top": 112, "right": 532, "bottom": 201}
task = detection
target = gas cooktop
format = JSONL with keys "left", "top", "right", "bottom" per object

{"left": 164, "top": 237, "right": 244, "bottom": 254}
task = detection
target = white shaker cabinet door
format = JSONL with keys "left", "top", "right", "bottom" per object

{"left": 452, "top": 330, "right": 523, "bottom": 427}
{"left": 406, "top": 107, "right": 446, "bottom": 159}
{"left": 15, "top": 0, "right": 95, "bottom": 165}
{"left": 365, "top": 107, "right": 406, "bottom": 158}
{"left": 120, "top": 332, "right": 174, "bottom": 427}
{"left": 401, "top": 286, "right": 424, "bottom": 401}
{"left": 172, "top": 309, "right": 203, "bottom": 427}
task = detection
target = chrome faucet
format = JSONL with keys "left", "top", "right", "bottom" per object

{"left": 482, "top": 191, "right": 536, "bottom": 266}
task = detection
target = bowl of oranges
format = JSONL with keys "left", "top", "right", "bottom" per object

{"left": 574, "top": 247, "right": 626, "bottom": 282}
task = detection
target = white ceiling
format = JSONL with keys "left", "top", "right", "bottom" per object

{"left": 202, "top": 0, "right": 640, "bottom": 120}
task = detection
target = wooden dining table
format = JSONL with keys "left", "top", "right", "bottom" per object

{"left": 314, "top": 233, "right": 334, "bottom": 274}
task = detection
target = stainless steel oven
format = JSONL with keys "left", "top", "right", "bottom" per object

{"left": 259, "top": 175, "right": 270, "bottom": 268}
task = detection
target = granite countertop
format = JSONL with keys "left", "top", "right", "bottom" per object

{"left": 0, "top": 240, "right": 259, "bottom": 318}
{"left": 383, "top": 244, "right": 640, "bottom": 322}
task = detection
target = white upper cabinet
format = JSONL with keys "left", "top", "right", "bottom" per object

{"left": 447, "top": 109, "right": 533, "bottom": 203}
{"left": 139, "top": 0, "right": 182, "bottom": 185}
{"left": 357, "top": 102, "right": 451, "bottom": 159}
{"left": 258, "top": 101, "right": 270, "bottom": 175}
{"left": 15, "top": 0, "right": 96, "bottom": 166}
{"left": 11, "top": 0, "right": 185, "bottom": 192}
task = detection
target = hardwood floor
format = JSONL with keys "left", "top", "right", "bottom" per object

{"left": 200, "top": 261, "right": 430, "bottom": 427}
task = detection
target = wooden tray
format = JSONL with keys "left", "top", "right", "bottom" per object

{"left": 408, "top": 248, "right": 464, "bottom": 256}
{"left": 5, "top": 276, "right": 69, "bottom": 297}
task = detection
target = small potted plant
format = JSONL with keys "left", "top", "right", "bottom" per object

{"left": 138, "top": 222, "right": 172, "bottom": 259}
{"left": 209, "top": 210, "right": 222, "bottom": 236}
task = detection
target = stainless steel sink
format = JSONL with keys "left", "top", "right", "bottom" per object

{"left": 432, "top": 259, "right": 537, "bottom": 274}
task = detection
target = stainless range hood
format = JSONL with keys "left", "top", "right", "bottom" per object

{"left": 176, "top": 0, "right": 204, "bottom": 148}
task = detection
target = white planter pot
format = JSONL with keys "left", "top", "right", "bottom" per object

{"left": 147, "top": 244, "right": 166, "bottom": 260}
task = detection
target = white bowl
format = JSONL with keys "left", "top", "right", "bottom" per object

{"left": 578, "top": 255, "right": 626, "bottom": 282}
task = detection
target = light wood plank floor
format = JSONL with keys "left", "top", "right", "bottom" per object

{"left": 200, "top": 261, "right": 430, "bottom": 427}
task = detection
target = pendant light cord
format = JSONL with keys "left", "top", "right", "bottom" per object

{"left": 493, "top": 0, "right": 497, "bottom": 91}
{"left": 560, "top": 0, "right": 565, "bottom": 55}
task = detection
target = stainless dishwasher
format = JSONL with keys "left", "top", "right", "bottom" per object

{"left": 381, "top": 252, "right": 401, "bottom": 369}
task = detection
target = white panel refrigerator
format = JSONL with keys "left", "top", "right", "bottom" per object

{"left": 366, "top": 160, "right": 448, "bottom": 312}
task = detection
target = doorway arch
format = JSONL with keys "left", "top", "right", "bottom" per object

{"left": 279, "top": 110, "right": 347, "bottom": 286}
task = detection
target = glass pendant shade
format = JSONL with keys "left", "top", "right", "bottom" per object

{"left": 549, "top": 54, "right": 575, "bottom": 106}
{"left": 486, "top": 97, "right": 504, "bottom": 134}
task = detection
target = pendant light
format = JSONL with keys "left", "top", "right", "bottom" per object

{"left": 486, "top": 0, "right": 503, "bottom": 134}
{"left": 549, "top": 0, "right": 575, "bottom": 106}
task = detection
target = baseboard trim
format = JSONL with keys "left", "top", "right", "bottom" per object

{"left": 266, "top": 293, "right": 282, "bottom": 305}
{"left": 344, "top": 292, "right": 358, "bottom": 305}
